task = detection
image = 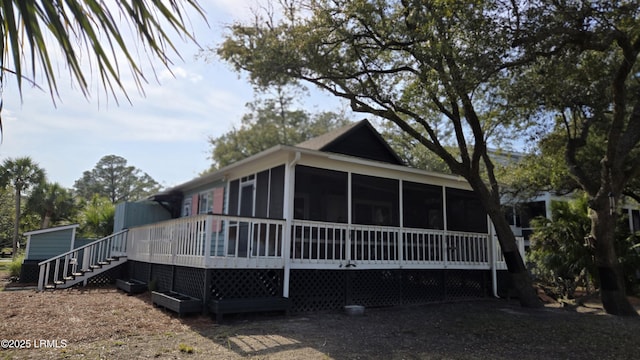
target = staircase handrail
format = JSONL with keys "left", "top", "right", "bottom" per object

{"left": 37, "top": 229, "right": 129, "bottom": 291}
{"left": 37, "top": 229, "right": 129, "bottom": 266}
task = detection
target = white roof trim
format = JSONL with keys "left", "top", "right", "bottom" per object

{"left": 23, "top": 224, "right": 80, "bottom": 236}
{"left": 167, "top": 144, "right": 467, "bottom": 194}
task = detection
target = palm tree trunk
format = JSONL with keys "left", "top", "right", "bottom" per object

{"left": 12, "top": 187, "right": 21, "bottom": 260}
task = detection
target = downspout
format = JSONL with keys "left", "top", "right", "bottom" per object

{"left": 282, "top": 151, "right": 301, "bottom": 298}
{"left": 489, "top": 218, "right": 499, "bottom": 298}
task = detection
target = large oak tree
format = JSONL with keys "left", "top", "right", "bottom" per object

{"left": 505, "top": 0, "right": 640, "bottom": 315}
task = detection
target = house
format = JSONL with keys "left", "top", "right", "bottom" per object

{"left": 36, "top": 120, "right": 519, "bottom": 314}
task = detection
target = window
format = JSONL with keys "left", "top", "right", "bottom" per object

{"left": 519, "top": 201, "right": 547, "bottom": 228}
{"left": 198, "top": 191, "right": 213, "bottom": 214}
{"left": 181, "top": 197, "right": 192, "bottom": 217}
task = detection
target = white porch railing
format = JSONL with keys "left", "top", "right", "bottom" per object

{"left": 290, "top": 220, "right": 493, "bottom": 269}
{"left": 127, "top": 216, "right": 523, "bottom": 271}
{"left": 495, "top": 235, "right": 526, "bottom": 270}
{"left": 127, "top": 214, "right": 286, "bottom": 268}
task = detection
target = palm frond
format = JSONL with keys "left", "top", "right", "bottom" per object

{"left": 0, "top": 0, "right": 206, "bottom": 134}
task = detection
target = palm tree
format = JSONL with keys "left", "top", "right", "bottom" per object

{"left": 0, "top": 157, "right": 45, "bottom": 259}
{"left": 26, "top": 181, "right": 76, "bottom": 229}
{"left": 1, "top": 0, "right": 204, "bottom": 128}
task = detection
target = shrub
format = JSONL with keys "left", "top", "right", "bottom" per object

{"left": 9, "top": 254, "right": 25, "bottom": 278}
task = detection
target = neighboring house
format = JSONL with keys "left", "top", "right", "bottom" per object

{"left": 37, "top": 120, "right": 520, "bottom": 313}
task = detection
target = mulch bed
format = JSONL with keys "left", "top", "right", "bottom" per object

{"left": 1, "top": 272, "right": 639, "bottom": 359}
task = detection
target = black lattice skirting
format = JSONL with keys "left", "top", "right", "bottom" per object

{"left": 289, "top": 269, "right": 493, "bottom": 312}
{"left": 125, "top": 261, "right": 503, "bottom": 313}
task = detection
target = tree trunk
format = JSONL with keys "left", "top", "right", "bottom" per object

{"left": 468, "top": 177, "right": 542, "bottom": 308}
{"left": 12, "top": 187, "right": 21, "bottom": 260}
{"left": 591, "top": 197, "right": 638, "bottom": 316}
{"left": 487, "top": 203, "right": 543, "bottom": 308}
{"left": 41, "top": 213, "right": 52, "bottom": 229}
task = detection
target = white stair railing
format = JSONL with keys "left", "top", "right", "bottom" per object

{"left": 37, "top": 229, "right": 129, "bottom": 291}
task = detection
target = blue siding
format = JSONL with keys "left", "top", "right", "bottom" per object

{"left": 113, "top": 201, "right": 172, "bottom": 232}
{"left": 26, "top": 228, "right": 74, "bottom": 260}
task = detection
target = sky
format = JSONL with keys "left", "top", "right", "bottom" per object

{"left": 0, "top": 0, "right": 349, "bottom": 190}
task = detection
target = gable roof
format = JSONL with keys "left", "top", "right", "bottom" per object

{"left": 296, "top": 119, "right": 404, "bottom": 165}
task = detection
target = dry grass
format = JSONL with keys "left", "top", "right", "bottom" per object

{"left": 1, "top": 270, "right": 640, "bottom": 359}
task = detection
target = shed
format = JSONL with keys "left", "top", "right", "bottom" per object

{"left": 24, "top": 224, "right": 80, "bottom": 261}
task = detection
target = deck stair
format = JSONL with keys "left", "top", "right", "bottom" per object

{"left": 38, "top": 230, "right": 129, "bottom": 291}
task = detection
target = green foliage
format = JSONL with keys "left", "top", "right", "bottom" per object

{"left": 0, "top": 187, "right": 15, "bottom": 249}
{"left": 0, "top": 157, "right": 46, "bottom": 257}
{"left": 379, "top": 120, "right": 455, "bottom": 173}
{"left": 25, "top": 182, "right": 77, "bottom": 229}
{"left": 0, "top": 157, "right": 46, "bottom": 194}
{"left": 528, "top": 195, "right": 640, "bottom": 298}
{"left": 74, "top": 155, "right": 161, "bottom": 204}
{"left": 78, "top": 195, "right": 115, "bottom": 238}
{"left": 208, "top": 85, "right": 351, "bottom": 169}
{"left": 614, "top": 226, "right": 640, "bottom": 296}
{"left": 8, "top": 253, "right": 24, "bottom": 278}
{"left": 0, "top": 0, "right": 204, "bottom": 102}
{"left": 527, "top": 196, "right": 594, "bottom": 299}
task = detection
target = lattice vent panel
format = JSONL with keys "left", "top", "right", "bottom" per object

{"left": 19, "top": 261, "right": 40, "bottom": 283}
{"left": 289, "top": 270, "right": 346, "bottom": 312}
{"left": 87, "top": 265, "right": 124, "bottom": 286}
{"left": 151, "top": 264, "right": 173, "bottom": 292}
{"left": 402, "top": 270, "right": 445, "bottom": 304}
{"left": 209, "top": 269, "right": 284, "bottom": 300}
{"left": 348, "top": 270, "right": 402, "bottom": 307}
{"left": 129, "top": 261, "right": 151, "bottom": 282}
{"left": 444, "top": 270, "right": 487, "bottom": 299}
{"left": 174, "top": 266, "right": 206, "bottom": 299}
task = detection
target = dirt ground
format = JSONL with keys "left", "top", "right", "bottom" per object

{"left": 1, "top": 273, "right": 640, "bottom": 360}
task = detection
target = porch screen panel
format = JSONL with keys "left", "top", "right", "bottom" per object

{"left": 403, "top": 181, "right": 443, "bottom": 229}
{"left": 269, "top": 165, "right": 285, "bottom": 219}
{"left": 255, "top": 170, "right": 270, "bottom": 218}
{"left": 255, "top": 166, "right": 285, "bottom": 219}
{"left": 445, "top": 188, "right": 487, "bottom": 233}
{"left": 352, "top": 174, "right": 399, "bottom": 226}
{"left": 294, "top": 165, "right": 347, "bottom": 222}
{"left": 228, "top": 180, "right": 239, "bottom": 215}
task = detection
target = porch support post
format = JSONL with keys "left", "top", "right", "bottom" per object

{"left": 202, "top": 269, "right": 211, "bottom": 315}
{"left": 204, "top": 216, "right": 212, "bottom": 268}
{"left": 398, "top": 180, "right": 404, "bottom": 265}
{"left": 282, "top": 152, "right": 300, "bottom": 298}
{"left": 346, "top": 172, "right": 352, "bottom": 263}
{"left": 442, "top": 187, "right": 448, "bottom": 268}
{"left": 489, "top": 218, "right": 498, "bottom": 298}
